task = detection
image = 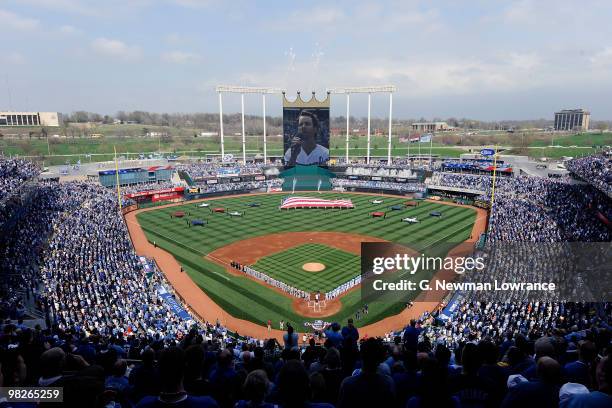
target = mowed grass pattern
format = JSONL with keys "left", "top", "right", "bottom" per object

{"left": 252, "top": 244, "right": 360, "bottom": 292}
{"left": 135, "top": 193, "right": 477, "bottom": 328}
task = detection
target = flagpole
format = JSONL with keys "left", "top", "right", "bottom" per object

{"left": 114, "top": 146, "right": 122, "bottom": 211}
{"left": 407, "top": 127, "right": 411, "bottom": 169}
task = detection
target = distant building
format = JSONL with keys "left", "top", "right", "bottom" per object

{"left": 554, "top": 109, "right": 590, "bottom": 131}
{"left": 411, "top": 122, "right": 449, "bottom": 132}
{"left": 0, "top": 111, "right": 61, "bottom": 127}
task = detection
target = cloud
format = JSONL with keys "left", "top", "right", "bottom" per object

{"left": 264, "top": 3, "right": 444, "bottom": 35}
{"left": 164, "top": 33, "right": 183, "bottom": 44}
{"left": 230, "top": 49, "right": 592, "bottom": 101}
{"left": 308, "top": 7, "right": 345, "bottom": 24}
{"left": 0, "top": 9, "right": 39, "bottom": 31}
{"left": 15, "top": 0, "right": 158, "bottom": 17}
{"left": 503, "top": 52, "right": 542, "bottom": 71}
{"left": 502, "top": 0, "right": 538, "bottom": 25}
{"left": 91, "top": 37, "right": 141, "bottom": 60}
{"left": 269, "top": 6, "right": 346, "bottom": 30}
{"left": 15, "top": 0, "right": 104, "bottom": 16}
{"left": 1, "top": 52, "right": 26, "bottom": 65}
{"left": 161, "top": 50, "right": 201, "bottom": 64}
{"left": 590, "top": 47, "right": 612, "bottom": 66}
{"left": 59, "top": 24, "right": 79, "bottom": 34}
{"left": 172, "top": 0, "right": 215, "bottom": 8}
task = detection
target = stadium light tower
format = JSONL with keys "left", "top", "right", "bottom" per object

{"left": 216, "top": 86, "right": 286, "bottom": 164}
{"left": 327, "top": 85, "right": 396, "bottom": 164}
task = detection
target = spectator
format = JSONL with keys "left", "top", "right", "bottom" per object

{"left": 136, "top": 347, "right": 218, "bottom": 407}
{"left": 337, "top": 338, "right": 395, "bottom": 408}
{"left": 566, "top": 356, "right": 612, "bottom": 408}
{"left": 501, "top": 356, "right": 561, "bottom": 408}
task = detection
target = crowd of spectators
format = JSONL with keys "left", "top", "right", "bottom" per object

{"left": 567, "top": 153, "right": 612, "bottom": 196}
{"left": 0, "top": 181, "right": 96, "bottom": 321}
{"left": 430, "top": 172, "right": 611, "bottom": 242}
{"left": 332, "top": 179, "right": 426, "bottom": 193}
{"left": 0, "top": 156, "right": 40, "bottom": 202}
{"left": 177, "top": 163, "right": 265, "bottom": 179}
{"left": 196, "top": 179, "right": 283, "bottom": 194}
{"left": 344, "top": 166, "right": 415, "bottom": 178}
{"left": 121, "top": 181, "right": 179, "bottom": 196}
{"left": 1, "top": 309, "right": 609, "bottom": 407}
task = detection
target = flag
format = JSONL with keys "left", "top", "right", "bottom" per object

{"left": 280, "top": 196, "right": 354, "bottom": 209}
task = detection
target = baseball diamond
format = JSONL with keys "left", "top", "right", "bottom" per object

{"left": 133, "top": 192, "right": 480, "bottom": 332}
{"left": 252, "top": 244, "right": 359, "bottom": 292}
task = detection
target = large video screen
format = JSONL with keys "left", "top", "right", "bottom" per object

{"left": 283, "top": 107, "right": 329, "bottom": 167}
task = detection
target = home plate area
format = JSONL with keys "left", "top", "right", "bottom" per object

{"left": 249, "top": 243, "right": 361, "bottom": 315}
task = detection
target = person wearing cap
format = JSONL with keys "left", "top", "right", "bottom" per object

{"left": 501, "top": 356, "right": 562, "bottom": 408}
{"left": 564, "top": 340, "right": 597, "bottom": 387}
{"left": 566, "top": 356, "right": 612, "bottom": 408}
{"left": 559, "top": 383, "right": 589, "bottom": 408}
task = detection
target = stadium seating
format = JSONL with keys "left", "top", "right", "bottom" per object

{"left": 0, "top": 155, "right": 610, "bottom": 407}
{"left": 567, "top": 153, "right": 612, "bottom": 196}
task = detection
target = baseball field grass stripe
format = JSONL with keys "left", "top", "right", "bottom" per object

{"left": 136, "top": 193, "right": 477, "bottom": 327}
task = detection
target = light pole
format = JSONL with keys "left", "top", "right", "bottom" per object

{"left": 216, "top": 86, "right": 286, "bottom": 163}
{"left": 327, "top": 85, "right": 396, "bottom": 164}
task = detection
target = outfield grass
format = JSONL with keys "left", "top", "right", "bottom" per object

{"left": 0, "top": 134, "right": 465, "bottom": 164}
{"left": 135, "top": 193, "right": 476, "bottom": 328}
{"left": 252, "top": 244, "right": 360, "bottom": 292}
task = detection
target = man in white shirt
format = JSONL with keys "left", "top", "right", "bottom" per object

{"left": 284, "top": 110, "right": 329, "bottom": 166}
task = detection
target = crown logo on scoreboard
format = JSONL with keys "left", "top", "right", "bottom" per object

{"left": 282, "top": 91, "right": 330, "bottom": 108}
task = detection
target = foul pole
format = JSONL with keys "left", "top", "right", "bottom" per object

{"left": 114, "top": 146, "right": 122, "bottom": 211}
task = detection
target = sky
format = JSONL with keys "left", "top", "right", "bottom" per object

{"left": 1, "top": 0, "right": 612, "bottom": 120}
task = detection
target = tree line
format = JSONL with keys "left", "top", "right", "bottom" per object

{"left": 60, "top": 110, "right": 611, "bottom": 133}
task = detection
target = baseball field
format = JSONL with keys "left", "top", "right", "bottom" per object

{"left": 130, "top": 192, "right": 481, "bottom": 334}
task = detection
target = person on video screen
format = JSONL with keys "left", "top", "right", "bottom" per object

{"left": 284, "top": 110, "right": 329, "bottom": 166}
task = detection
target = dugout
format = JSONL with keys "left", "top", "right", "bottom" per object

{"left": 126, "top": 186, "right": 185, "bottom": 204}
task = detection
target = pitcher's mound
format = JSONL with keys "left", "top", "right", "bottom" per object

{"left": 302, "top": 262, "right": 326, "bottom": 272}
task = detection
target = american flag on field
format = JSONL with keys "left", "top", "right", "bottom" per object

{"left": 280, "top": 196, "right": 354, "bottom": 209}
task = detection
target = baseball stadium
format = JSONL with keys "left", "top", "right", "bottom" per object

{"left": 2, "top": 2, "right": 612, "bottom": 406}
{"left": 2, "top": 101, "right": 611, "bottom": 406}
